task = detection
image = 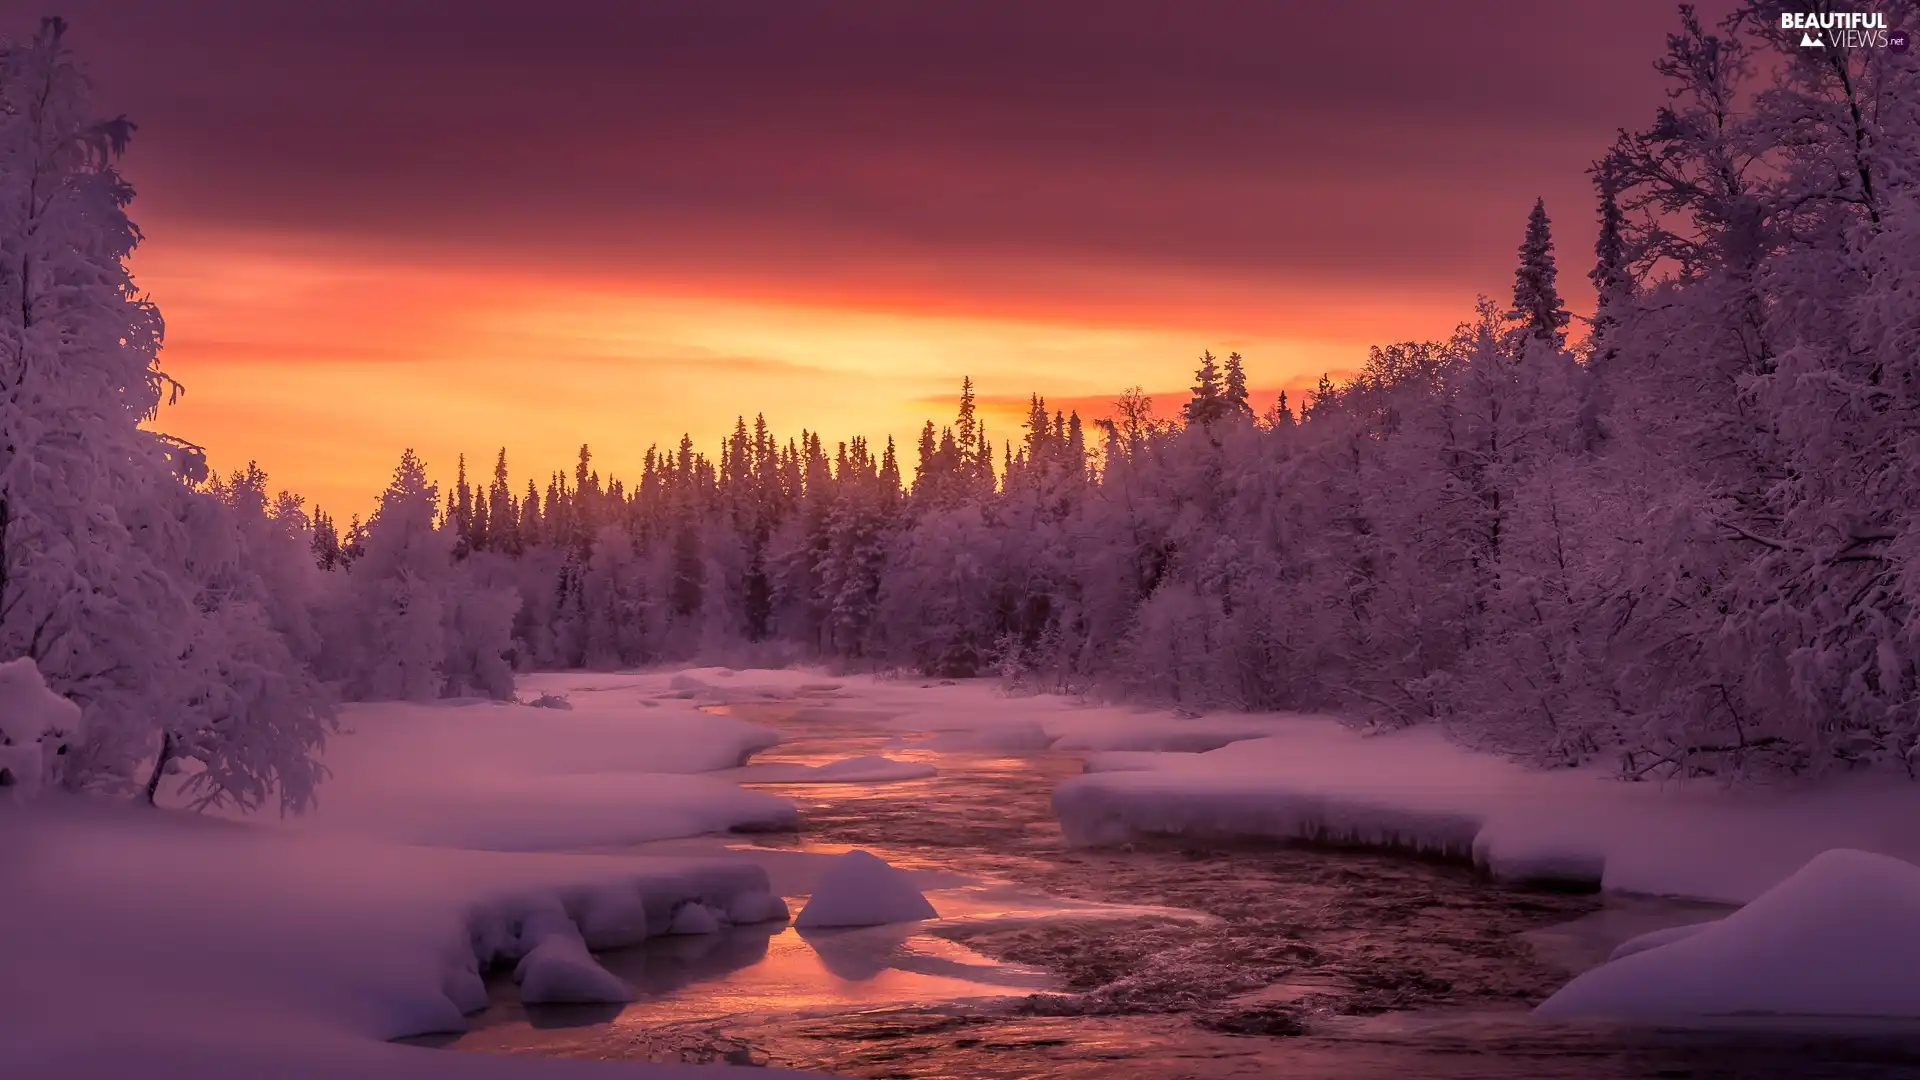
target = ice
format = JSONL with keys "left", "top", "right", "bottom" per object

{"left": 794, "top": 849, "right": 940, "bottom": 928}
{"left": 726, "top": 755, "right": 936, "bottom": 784}
{"left": 1537, "top": 850, "right": 1920, "bottom": 1020}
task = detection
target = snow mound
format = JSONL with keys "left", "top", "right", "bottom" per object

{"left": 0, "top": 658, "right": 84, "bottom": 797}
{"left": 664, "top": 667, "right": 844, "bottom": 700}
{"left": 922, "top": 722, "right": 1054, "bottom": 752}
{"left": 794, "top": 849, "right": 939, "bottom": 928}
{"left": 726, "top": 889, "right": 791, "bottom": 925}
{"left": 729, "top": 755, "right": 936, "bottom": 784}
{"left": 1606, "top": 920, "right": 1717, "bottom": 962}
{"left": 665, "top": 901, "right": 723, "bottom": 935}
{"left": 1537, "top": 849, "right": 1920, "bottom": 1019}
{"left": 514, "top": 916, "right": 632, "bottom": 1006}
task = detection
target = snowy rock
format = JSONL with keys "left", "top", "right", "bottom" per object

{"left": 726, "top": 889, "right": 791, "bottom": 926}
{"left": 0, "top": 658, "right": 84, "bottom": 796}
{"left": 514, "top": 933, "right": 632, "bottom": 1005}
{"left": 665, "top": 901, "right": 723, "bottom": 935}
{"left": 730, "top": 755, "right": 936, "bottom": 784}
{"left": 563, "top": 887, "right": 650, "bottom": 950}
{"left": 1537, "top": 849, "right": 1920, "bottom": 1019}
{"left": 794, "top": 850, "right": 938, "bottom": 929}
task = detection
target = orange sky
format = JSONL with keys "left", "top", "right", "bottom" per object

{"left": 58, "top": 0, "right": 1702, "bottom": 515}
{"left": 135, "top": 231, "right": 1459, "bottom": 516}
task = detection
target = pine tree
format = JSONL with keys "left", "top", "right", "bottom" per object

{"left": 451, "top": 453, "right": 473, "bottom": 558}
{"left": 1184, "top": 350, "right": 1225, "bottom": 425}
{"left": 1511, "top": 198, "right": 1571, "bottom": 346}
{"left": 1223, "top": 352, "right": 1252, "bottom": 417}
{"left": 311, "top": 508, "right": 341, "bottom": 570}
{"left": 1587, "top": 164, "right": 1631, "bottom": 364}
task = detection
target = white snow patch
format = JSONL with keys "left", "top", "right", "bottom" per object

{"left": 1537, "top": 850, "right": 1920, "bottom": 1020}
{"left": 726, "top": 889, "right": 792, "bottom": 925}
{"left": 1052, "top": 717, "right": 1920, "bottom": 903}
{"left": 921, "top": 722, "right": 1053, "bottom": 752}
{"left": 0, "top": 800, "right": 814, "bottom": 1078}
{"left": 726, "top": 755, "right": 936, "bottom": 784}
{"left": 1606, "top": 920, "right": 1718, "bottom": 962}
{"left": 664, "top": 901, "right": 724, "bottom": 935}
{"left": 0, "top": 657, "right": 84, "bottom": 797}
{"left": 186, "top": 684, "right": 796, "bottom": 850}
{"left": 661, "top": 667, "right": 845, "bottom": 701}
{"left": 794, "top": 849, "right": 939, "bottom": 928}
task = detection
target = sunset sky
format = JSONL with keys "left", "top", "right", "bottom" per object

{"left": 7, "top": 0, "right": 1727, "bottom": 515}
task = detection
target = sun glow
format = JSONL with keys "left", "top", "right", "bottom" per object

{"left": 134, "top": 232, "right": 1453, "bottom": 515}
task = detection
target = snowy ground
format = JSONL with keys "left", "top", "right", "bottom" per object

{"left": 2, "top": 673, "right": 832, "bottom": 1079}
{"left": 10, "top": 664, "right": 1920, "bottom": 1074}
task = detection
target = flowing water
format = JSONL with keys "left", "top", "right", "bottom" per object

{"left": 421, "top": 702, "right": 1920, "bottom": 1078}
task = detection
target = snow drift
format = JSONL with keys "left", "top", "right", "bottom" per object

{"left": 794, "top": 849, "right": 939, "bottom": 928}
{"left": 1537, "top": 850, "right": 1920, "bottom": 1020}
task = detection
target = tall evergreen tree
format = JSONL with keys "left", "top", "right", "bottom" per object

{"left": 1587, "top": 165, "right": 1632, "bottom": 364}
{"left": 1511, "top": 198, "right": 1571, "bottom": 346}
{"left": 1223, "top": 351, "right": 1252, "bottom": 417}
{"left": 1184, "top": 350, "right": 1225, "bottom": 425}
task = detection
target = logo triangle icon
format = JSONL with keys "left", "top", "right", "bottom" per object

{"left": 1800, "top": 31, "right": 1824, "bottom": 46}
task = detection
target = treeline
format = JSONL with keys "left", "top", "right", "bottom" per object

{"left": 7, "top": 6, "right": 1919, "bottom": 820}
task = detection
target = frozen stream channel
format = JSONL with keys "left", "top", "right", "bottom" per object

{"left": 417, "top": 701, "right": 1920, "bottom": 1079}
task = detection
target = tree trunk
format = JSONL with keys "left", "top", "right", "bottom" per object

{"left": 142, "top": 730, "right": 173, "bottom": 806}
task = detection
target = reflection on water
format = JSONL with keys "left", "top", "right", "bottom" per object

{"left": 426, "top": 699, "right": 1920, "bottom": 1078}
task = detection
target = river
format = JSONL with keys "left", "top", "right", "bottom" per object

{"left": 417, "top": 701, "right": 1920, "bottom": 1078}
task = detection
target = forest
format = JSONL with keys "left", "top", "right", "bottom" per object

{"left": 5, "top": 5, "right": 1918, "bottom": 814}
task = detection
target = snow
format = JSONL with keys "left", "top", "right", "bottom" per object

{"left": 0, "top": 799, "right": 820, "bottom": 1079}
{"left": 920, "top": 722, "right": 1053, "bottom": 752}
{"left": 664, "top": 901, "right": 724, "bottom": 935}
{"left": 0, "top": 657, "right": 83, "bottom": 797}
{"left": 1051, "top": 716, "right": 1920, "bottom": 903}
{"left": 726, "top": 889, "right": 792, "bottom": 925}
{"left": 725, "top": 754, "right": 936, "bottom": 784}
{"left": 1537, "top": 850, "right": 1920, "bottom": 1020}
{"left": 793, "top": 849, "right": 940, "bottom": 929}
{"left": 185, "top": 678, "right": 796, "bottom": 850}
{"left": 1606, "top": 920, "right": 1717, "bottom": 962}
{"left": 662, "top": 667, "right": 846, "bottom": 701}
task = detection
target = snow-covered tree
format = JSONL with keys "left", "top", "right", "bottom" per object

{"left": 1511, "top": 198, "right": 1571, "bottom": 346}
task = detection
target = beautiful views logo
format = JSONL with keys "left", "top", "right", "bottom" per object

{"left": 1780, "top": 11, "right": 1907, "bottom": 49}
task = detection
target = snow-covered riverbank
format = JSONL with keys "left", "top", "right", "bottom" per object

{"left": 1, "top": 674, "right": 825, "bottom": 1080}
{"left": 10, "top": 665, "right": 1920, "bottom": 1079}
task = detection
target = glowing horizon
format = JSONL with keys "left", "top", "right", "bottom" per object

{"left": 134, "top": 230, "right": 1466, "bottom": 516}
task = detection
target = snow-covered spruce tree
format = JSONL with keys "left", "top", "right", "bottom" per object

{"left": 1, "top": 20, "right": 335, "bottom": 808}
{"left": 151, "top": 465, "right": 334, "bottom": 811}
{"left": 1510, "top": 198, "right": 1571, "bottom": 347}
{"left": 0, "top": 19, "right": 179, "bottom": 789}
